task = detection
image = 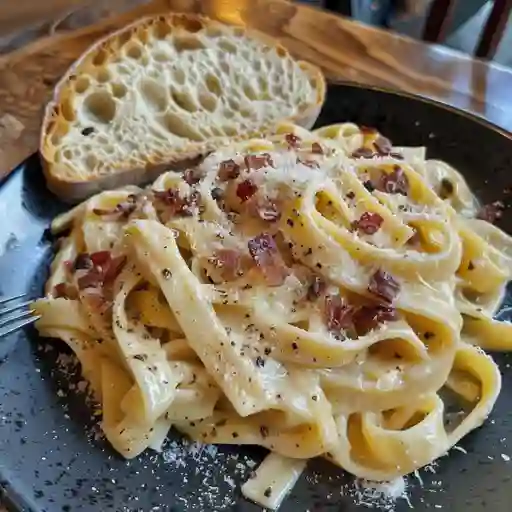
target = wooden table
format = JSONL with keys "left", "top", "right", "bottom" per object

{"left": 0, "top": 0, "right": 511, "bottom": 181}
{"left": 0, "top": 0, "right": 511, "bottom": 505}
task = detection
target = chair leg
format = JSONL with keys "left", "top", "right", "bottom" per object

{"left": 422, "top": 0, "right": 458, "bottom": 43}
{"left": 475, "top": 0, "right": 512, "bottom": 59}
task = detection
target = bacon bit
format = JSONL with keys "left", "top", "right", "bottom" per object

{"left": 256, "top": 199, "right": 281, "bottom": 223}
{"left": 248, "top": 233, "right": 288, "bottom": 286}
{"left": 92, "top": 194, "right": 137, "bottom": 220}
{"left": 307, "top": 276, "right": 326, "bottom": 301}
{"left": 351, "top": 147, "right": 375, "bottom": 159}
{"left": 75, "top": 252, "right": 126, "bottom": 290}
{"left": 236, "top": 179, "right": 258, "bottom": 203}
{"left": 378, "top": 166, "right": 409, "bottom": 195}
{"left": 74, "top": 253, "right": 93, "bottom": 271}
{"left": 373, "top": 135, "right": 393, "bottom": 155}
{"left": 183, "top": 169, "right": 202, "bottom": 185}
{"left": 218, "top": 159, "right": 240, "bottom": 181}
{"left": 210, "top": 249, "right": 248, "bottom": 281}
{"left": 76, "top": 267, "right": 103, "bottom": 290}
{"left": 244, "top": 153, "right": 274, "bottom": 170}
{"left": 102, "top": 255, "right": 127, "bottom": 283}
{"left": 285, "top": 133, "right": 301, "bottom": 147}
{"left": 406, "top": 228, "right": 422, "bottom": 247}
{"left": 368, "top": 270, "right": 400, "bottom": 305}
{"left": 476, "top": 201, "right": 504, "bottom": 223}
{"left": 53, "top": 282, "right": 78, "bottom": 300}
{"left": 154, "top": 189, "right": 201, "bottom": 217}
{"left": 311, "top": 142, "right": 324, "bottom": 154}
{"left": 90, "top": 251, "right": 111, "bottom": 266}
{"left": 80, "top": 287, "right": 111, "bottom": 316}
{"left": 353, "top": 305, "right": 398, "bottom": 335}
{"left": 360, "top": 126, "right": 378, "bottom": 135}
{"left": 324, "top": 295, "right": 355, "bottom": 334}
{"left": 352, "top": 212, "right": 384, "bottom": 235}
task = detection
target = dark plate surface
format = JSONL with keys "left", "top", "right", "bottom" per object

{"left": 1, "top": 83, "right": 512, "bottom": 512}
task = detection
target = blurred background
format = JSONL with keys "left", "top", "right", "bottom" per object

{"left": 0, "top": 1, "right": 510, "bottom": 66}
{"left": 303, "top": 0, "right": 512, "bottom": 66}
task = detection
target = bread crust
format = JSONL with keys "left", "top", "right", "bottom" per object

{"left": 40, "top": 13, "right": 326, "bottom": 203}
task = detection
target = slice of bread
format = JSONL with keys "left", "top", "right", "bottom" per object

{"left": 40, "top": 13, "right": 325, "bottom": 202}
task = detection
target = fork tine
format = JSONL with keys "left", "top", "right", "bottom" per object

{"left": 0, "top": 310, "right": 35, "bottom": 329}
{"left": 0, "top": 293, "right": 26, "bottom": 305}
{"left": 0, "top": 315, "right": 40, "bottom": 338}
{"left": 0, "top": 300, "right": 34, "bottom": 316}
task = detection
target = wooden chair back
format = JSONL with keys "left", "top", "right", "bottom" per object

{"left": 423, "top": 0, "right": 512, "bottom": 59}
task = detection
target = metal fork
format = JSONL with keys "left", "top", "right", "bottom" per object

{"left": 0, "top": 294, "right": 39, "bottom": 339}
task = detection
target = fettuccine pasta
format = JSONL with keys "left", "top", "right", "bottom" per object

{"left": 34, "top": 123, "right": 511, "bottom": 510}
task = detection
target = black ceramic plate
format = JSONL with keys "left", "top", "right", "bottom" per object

{"left": 1, "top": 83, "right": 512, "bottom": 512}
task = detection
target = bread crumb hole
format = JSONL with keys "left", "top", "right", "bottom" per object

{"left": 111, "top": 82, "right": 127, "bottom": 98}
{"left": 224, "top": 126, "right": 237, "bottom": 136}
{"left": 175, "top": 17, "right": 203, "bottom": 33}
{"left": 205, "top": 74, "right": 222, "bottom": 96}
{"left": 117, "top": 31, "right": 132, "bottom": 47}
{"left": 170, "top": 89, "right": 197, "bottom": 113}
{"left": 137, "top": 29, "right": 149, "bottom": 45}
{"left": 228, "top": 98, "right": 240, "bottom": 111}
{"left": 154, "top": 20, "right": 172, "bottom": 39}
{"left": 218, "top": 39, "right": 237, "bottom": 54}
{"left": 97, "top": 68, "right": 112, "bottom": 83}
{"left": 161, "top": 112, "right": 203, "bottom": 141}
{"left": 219, "top": 61, "right": 230, "bottom": 74}
{"left": 84, "top": 91, "right": 116, "bottom": 123}
{"left": 92, "top": 49, "right": 108, "bottom": 66}
{"left": 85, "top": 154, "right": 98, "bottom": 170}
{"left": 243, "top": 83, "right": 257, "bottom": 101}
{"left": 140, "top": 79, "right": 168, "bottom": 112}
{"left": 205, "top": 26, "right": 222, "bottom": 38}
{"left": 174, "top": 34, "right": 206, "bottom": 52}
{"left": 153, "top": 51, "right": 172, "bottom": 62}
{"left": 172, "top": 68, "right": 186, "bottom": 85}
{"left": 74, "top": 77, "right": 90, "bottom": 94}
{"left": 126, "top": 43, "right": 143, "bottom": 59}
{"left": 61, "top": 97, "right": 76, "bottom": 122}
{"left": 63, "top": 149, "right": 72, "bottom": 160}
{"left": 198, "top": 92, "right": 217, "bottom": 113}
{"left": 276, "top": 46, "right": 287, "bottom": 58}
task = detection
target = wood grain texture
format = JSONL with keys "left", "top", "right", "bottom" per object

{"left": 0, "top": 0, "right": 511, "bottom": 181}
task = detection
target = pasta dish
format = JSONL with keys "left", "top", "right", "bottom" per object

{"left": 34, "top": 123, "right": 512, "bottom": 510}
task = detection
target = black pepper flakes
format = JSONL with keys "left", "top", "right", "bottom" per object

{"left": 264, "top": 347, "right": 272, "bottom": 356}
{"left": 264, "top": 487, "right": 272, "bottom": 498}
{"left": 363, "top": 180, "right": 375, "bottom": 192}
{"left": 424, "top": 331, "right": 435, "bottom": 340}
{"left": 311, "top": 395, "right": 318, "bottom": 401}
{"left": 260, "top": 425, "right": 269, "bottom": 438}
{"left": 291, "top": 342, "right": 298, "bottom": 350}
{"left": 468, "top": 261, "right": 475, "bottom": 270}
{"left": 161, "top": 268, "right": 172, "bottom": 280}
{"left": 211, "top": 187, "right": 224, "bottom": 201}
{"left": 255, "top": 356, "right": 265, "bottom": 368}
{"left": 232, "top": 432, "right": 239, "bottom": 439}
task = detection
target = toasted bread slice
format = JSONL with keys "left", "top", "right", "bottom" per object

{"left": 40, "top": 13, "right": 325, "bottom": 202}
